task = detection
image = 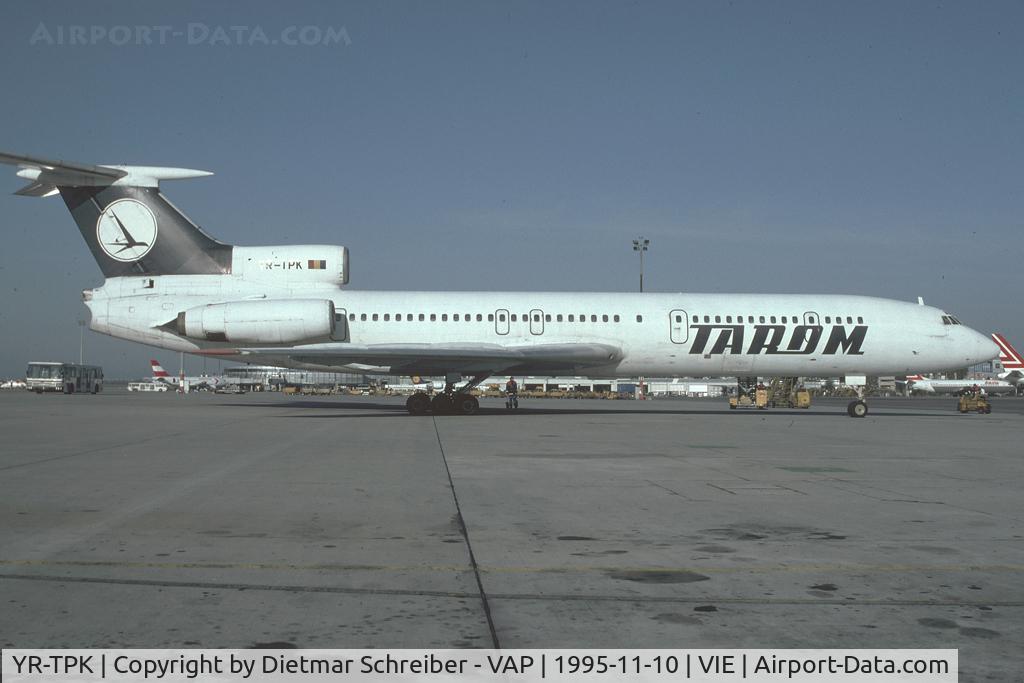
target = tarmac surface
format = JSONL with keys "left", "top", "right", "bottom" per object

{"left": 0, "top": 389, "right": 1021, "bottom": 678}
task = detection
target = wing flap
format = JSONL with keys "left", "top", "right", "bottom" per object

{"left": 229, "top": 342, "right": 622, "bottom": 375}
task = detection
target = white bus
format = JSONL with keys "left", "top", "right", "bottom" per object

{"left": 26, "top": 362, "right": 104, "bottom": 394}
{"left": 127, "top": 382, "right": 169, "bottom": 392}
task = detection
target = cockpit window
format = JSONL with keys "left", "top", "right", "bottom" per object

{"left": 941, "top": 314, "right": 962, "bottom": 326}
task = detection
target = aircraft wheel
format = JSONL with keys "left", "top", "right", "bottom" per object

{"left": 431, "top": 394, "right": 453, "bottom": 415}
{"left": 847, "top": 400, "right": 868, "bottom": 418}
{"left": 455, "top": 394, "right": 479, "bottom": 416}
{"left": 406, "top": 393, "right": 430, "bottom": 415}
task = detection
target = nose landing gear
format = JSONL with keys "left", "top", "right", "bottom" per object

{"left": 847, "top": 400, "right": 868, "bottom": 418}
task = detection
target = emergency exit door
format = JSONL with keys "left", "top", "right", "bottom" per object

{"left": 669, "top": 310, "right": 688, "bottom": 344}
{"left": 530, "top": 309, "right": 544, "bottom": 335}
{"left": 495, "top": 309, "right": 510, "bottom": 335}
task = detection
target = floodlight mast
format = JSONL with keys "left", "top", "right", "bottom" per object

{"left": 632, "top": 237, "right": 650, "bottom": 292}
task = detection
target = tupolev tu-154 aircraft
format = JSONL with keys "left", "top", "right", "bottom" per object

{"left": 1, "top": 151, "right": 998, "bottom": 417}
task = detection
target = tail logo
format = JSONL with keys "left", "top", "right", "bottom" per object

{"left": 95, "top": 199, "right": 158, "bottom": 262}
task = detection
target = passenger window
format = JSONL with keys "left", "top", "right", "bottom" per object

{"left": 857, "top": 317, "right": 863, "bottom": 324}
{"left": 556, "top": 314, "right": 563, "bottom": 322}
{"left": 747, "top": 316, "right": 754, "bottom": 323}
{"left": 692, "top": 315, "right": 699, "bottom": 323}
{"left": 759, "top": 316, "right": 765, "bottom": 323}
{"left": 396, "top": 314, "right": 403, "bottom": 321}
{"left": 846, "top": 316, "right": 853, "bottom": 324}
{"left": 477, "top": 314, "right": 483, "bottom": 321}
{"left": 545, "top": 314, "right": 551, "bottom": 322}
{"left": 602, "top": 314, "right": 608, "bottom": 322}
{"left": 704, "top": 315, "right": 710, "bottom": 323}
{"left": 419, "top": 314, "right": 425, "bottom": 321}
{"left": 726, "top": 316, "right": 732, "bottom": 323}
{"left": 569, "top": 315, "right": 575, "bottom": 322}
{"left": 511, "top": 314, "right": 517, "bottom": 322}
{"left": 372, "top": 314, "right": 379, "bottom": 321}
{"left": 591, "top": 315, "right": 597, "bottom": 322}
{"left": 348, "top": 313, "right": 355, "bottom": 321}
{"left": 715, "top": 315, "right": 721, "bottom": 323}
{"left": 430, "top": 314, "right": 437, "bottom": 321}
{"left": 498, "top": 313, "right": 505, "bottom": 321}
{"left": 613, "top": 315, "right": 620, "bottom": 322}
{"left": 675, "top": 315, "right": 682, "bottom": 323}
{"left": 781, "top": 316, "right": 787, "bottom": 324}
{"left": 488, "top": 314, "right": 495, "bottom": 322}
{"left": 361, "top": 313, "right": 367, "bottom": 321}
{"left": 454, "top": 314, "right": 460, "bottom": 321}
{"left": 824, "top": 316, "right": 831, "bottom": 324}
{"left": 770, "top": 316, "right": 776, "bottom": 323}
{"left": 442, "top": 314, "right": 448, "bottom": 321}
{"left": 533, "top": 314, "right": 540, "bottom": 322}
{"left": 636, "top": 315, "right": 643, "bottom": 323}
{"left": 466, "top": 315, "right": 471, "bottom": 323}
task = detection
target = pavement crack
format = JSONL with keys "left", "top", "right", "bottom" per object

{"left": 432, "top": 415, "right": 501, "bottom": 649}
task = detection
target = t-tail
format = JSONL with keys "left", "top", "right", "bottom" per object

{"left": 0, "top": 151, "right": 231, "bottom": 277}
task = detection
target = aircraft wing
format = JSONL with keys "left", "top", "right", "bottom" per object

{"left": 215, "top": 342, "right": 623, "bottom": 375}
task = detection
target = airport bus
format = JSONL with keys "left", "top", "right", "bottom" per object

{"left": 25, "top": 362, "right": 104, "bottom": 394}
{"left": 127, "top": 381, "right": 169, "bottom": 392}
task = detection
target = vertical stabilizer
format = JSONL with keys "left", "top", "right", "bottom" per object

{"left": 2, "top": 152, "right": 232, "bottom": 277}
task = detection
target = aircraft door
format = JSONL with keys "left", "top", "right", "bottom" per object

{"left": 670, "top": 310, "right": 688, "bottom": 344}
{"left": 495, "top": 309, "right": 510, "bottom": 335}
{"left": 802, "top": 311, "right": 821, "bottom": 342}
{"left": 530, "top": 309, "right": 544, "bottom": 335}
{"left": 331, "top": 307, "right": 350, "bottom": 342}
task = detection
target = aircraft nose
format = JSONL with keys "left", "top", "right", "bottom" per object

{"left": 967, "top": 328, "right": 999, "bottom": 365}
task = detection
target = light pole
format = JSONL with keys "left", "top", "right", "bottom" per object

{"left": 632, "top": 237, "right": 649, "bottom": 292}
{"left": 631, "top": 237, "right": 650, "bottom": 400}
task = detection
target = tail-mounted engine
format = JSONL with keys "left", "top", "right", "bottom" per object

{"left": 176, "top": 299, "right": 345, "bottom": 344}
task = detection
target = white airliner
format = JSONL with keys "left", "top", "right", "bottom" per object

{"left": 905, "top": 374, "right": 1016, "bottom": 396}
{"left": 150, "top": 359, "right": 222, "bottom": 391}
{"left": 0, "top": 151, "right": 998, "bottom": 417}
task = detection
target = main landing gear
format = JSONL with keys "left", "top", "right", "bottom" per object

{"left": 405, "top": 374, "right": 487, "bottom": 416}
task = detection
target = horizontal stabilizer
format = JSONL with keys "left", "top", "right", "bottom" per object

{"left": 14, "top": 180, "right": 60, "bottom": 197}
{"left": 0, "top": 150, "right": 212, "bottom": 195}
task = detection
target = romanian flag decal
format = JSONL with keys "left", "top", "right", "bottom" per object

{"left": 307, "top": 260, "right": 327, "bottom": 270}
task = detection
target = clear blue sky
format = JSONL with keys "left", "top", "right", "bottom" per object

{"left": 1, "top": 1, "right": 1022, "bottom": 378}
